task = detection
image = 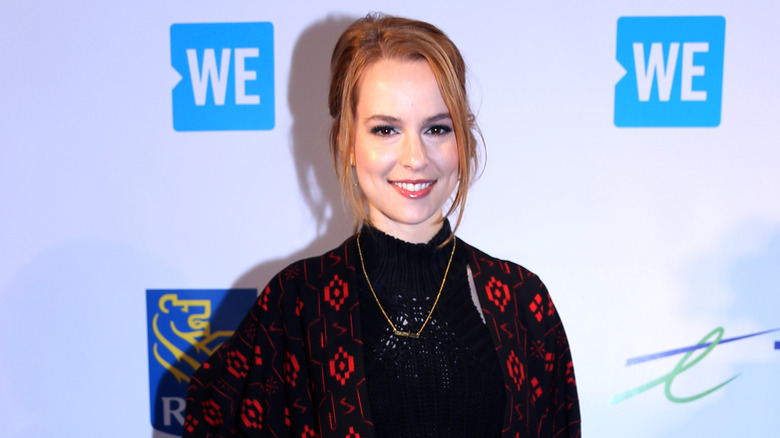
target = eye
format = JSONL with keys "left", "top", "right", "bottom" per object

{"left": 371, "top": 125, "right": 397, "bottom": 136}
{"left": 426, "top": 124, "right": 453, "bottom": 136}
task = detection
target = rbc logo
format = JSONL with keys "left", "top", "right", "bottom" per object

{"left": 171, "top": 23, "right": 274, "bottom": 131}
{"left": 615, "top": 16, "right": 726, "bottom": 127}
{"left": 146, "top": 289, "right": 256, "bottom": 435}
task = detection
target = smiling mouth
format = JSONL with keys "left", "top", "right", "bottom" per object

{"left": 390, "top": 180, "right": 436, "bottom": 198}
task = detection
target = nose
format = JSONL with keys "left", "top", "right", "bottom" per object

{"left": 400, "top": 133, "right": 428, "bottom": 170}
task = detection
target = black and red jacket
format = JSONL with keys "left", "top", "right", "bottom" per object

{"left": 183, "top": 235, "right": 580, "bottom": 437}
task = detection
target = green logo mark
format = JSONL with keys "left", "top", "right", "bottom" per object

{"left": 609, "top": 326, "right": 741, "bottom": 405}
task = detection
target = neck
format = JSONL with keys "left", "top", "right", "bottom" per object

{"left": 366, "top": 216, "right": 445, "bottom": 244}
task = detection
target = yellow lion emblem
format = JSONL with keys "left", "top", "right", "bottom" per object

{"left": 152, "top": 294, "right": 234, "bottom": 383}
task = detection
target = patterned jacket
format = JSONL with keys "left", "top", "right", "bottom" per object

{"left": 183, "top": 235, "right": 580, "bottom": 437}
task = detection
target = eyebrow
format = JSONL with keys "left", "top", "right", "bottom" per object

{"left": 363, "top": 112, "right": 452, "bottom": 125}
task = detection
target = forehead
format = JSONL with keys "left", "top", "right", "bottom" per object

{"left": 355, "top": 58, "right": 447, "bottom": 117}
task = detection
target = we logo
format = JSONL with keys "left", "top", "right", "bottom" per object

{"left": 615, "top": 16, "right": 726, "bottom": 127}
{"left": 171, "top": 23, "right": 274, "bottom": 131}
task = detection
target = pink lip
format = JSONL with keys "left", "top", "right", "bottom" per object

{"left": 390, "top": 179, "right": 436, "bottom": 199}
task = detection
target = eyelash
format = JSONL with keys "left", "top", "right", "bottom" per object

{"left": 426, "top": 125, "right": 452, "bottom": 136}
{"left": 371, "top": 125, "right": 396, "bottom": 136}
{"left": 370, "top": 124, "right": 453, "bottom": 136}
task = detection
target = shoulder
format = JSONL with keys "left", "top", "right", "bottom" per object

{"left": 457, "top": 237, "right": 544, "bottom": 289}
{"left": 274, "top": 236, "right": 356, "bottom": 279}
{"left": 260, "top": 236, "right": 358, "bottom": 304}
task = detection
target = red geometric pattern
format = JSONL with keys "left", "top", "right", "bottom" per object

{"left": 346, "top": 426, "right": 361, "bottom": 438}
{"left": 566, "top": 360, "right": 576, "bottom": 385}
{"left": 183, "top": 414, "right": 198, "bottom": 434}
{"left": 242, "top": 320, "right": 258, "bottom": 339}
{"left": 284, "top": 264, "right": 300, "bottom": 280}
{"left": 528, "top": 293, "right": 544, "bottom": 322}
{"left": 530, "top": 340, "right": 546, "bottom": 359}
{"left": 506, "top": 349, "right": 525, "bottom": 391}
{"left": 301, "top": 424, "right": 316, "bottom": 437}
{"left": 556, "top": 326, "right": 568, "bottom": 347}
{"left": 285, "top": 351, "right": 301, "bottom": 387}
{"left": 240, "top": 398, "right": 263, "bottom": 430}
{"left": 226, "top": 349, "right": 249, "bottom": 379}
{"left": 202, "top": 399, "right": 223, "bottom": 427}
{"left": 530, "top": 376, "right": 543, "bottom": 402}
{"left": 324, "top": 274, "right": 348, "bottom": 311}
{"left": 260, "top": 285, "right": 271, "bottom": 311}
{"left": 254, "top": 346, "right": 262, "bottom": 366}
{"left": 340, "top": 397, "right": 356, "bottom": 415}
{"left": 485, "top": 276, "right": 511, "bottom": 312}
{"left": 329, "top": 346, "right": 355, "bottom": 386}
{"left": 544, "top": 352, "right": 555, "bottom": 372}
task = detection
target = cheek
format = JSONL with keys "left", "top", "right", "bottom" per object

{"left": 355, "top": 143, "right": 395, "bottom": 180}
{"left": 440, "top": 141, "right": 461, "bottom": 178}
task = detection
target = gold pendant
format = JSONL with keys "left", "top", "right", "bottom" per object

{"left": 393, "top": 329, "right": 420, "bottom": 339}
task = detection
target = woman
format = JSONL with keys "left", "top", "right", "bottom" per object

{"left": 183, "top": 14, "right": 580, "bottom": 437}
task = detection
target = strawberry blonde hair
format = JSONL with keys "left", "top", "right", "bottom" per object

{"left": 328, "top": 13, "right": 482, "bottom": 235}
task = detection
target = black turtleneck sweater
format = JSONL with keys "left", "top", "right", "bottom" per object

{"left": 357, "top": 221, "right": 505, "bottom": 437}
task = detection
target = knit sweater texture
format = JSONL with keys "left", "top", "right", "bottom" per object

{"left": 357, "top": 223, "right": 504, "bottom": 436}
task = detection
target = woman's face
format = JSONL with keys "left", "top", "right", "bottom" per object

{"left": 353, "top": 58, "right": 460, "bottom": 243}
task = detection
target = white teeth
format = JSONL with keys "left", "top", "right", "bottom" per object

{"left": 393, "top": 181, "right": 432, "bottom": 192}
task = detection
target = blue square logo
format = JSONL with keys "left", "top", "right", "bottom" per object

{"left": 615, "top": 16, "right": 726, "bottom": 127}
{"left": 171, "top": 22, "right": 274, "bottom": 131}
{"left": 146, "top": 289, "right": 256, "bottom": 435}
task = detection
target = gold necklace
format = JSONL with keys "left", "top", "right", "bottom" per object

{"left": 356, "top": 231, "right": 456, "bottom": 339}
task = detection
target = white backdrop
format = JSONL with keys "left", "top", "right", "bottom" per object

{"left": 1, "top": 1, "right": 779, "bottom": 437}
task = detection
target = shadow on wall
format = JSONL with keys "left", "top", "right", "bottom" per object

{"left": 151, "top": 14, "right": 357, "bottom": 438}
{"left": 233, "top": 12, "right": 359, "bottom": 291}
